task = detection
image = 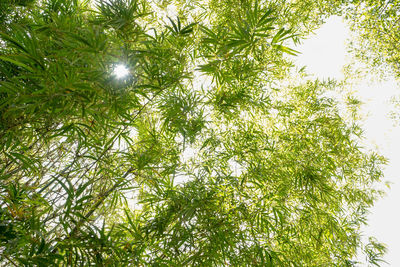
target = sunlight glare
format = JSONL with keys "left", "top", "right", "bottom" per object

{"left": 113, "top": 64, "right": 129, "bottom": 78}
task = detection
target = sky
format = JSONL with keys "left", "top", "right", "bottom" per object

{"left": 295, "top": 16, "right": 400, "bottom": 266}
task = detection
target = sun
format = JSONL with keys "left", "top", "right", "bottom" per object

{"left": 113, "top": 64, "right": 129, "bottom": 78}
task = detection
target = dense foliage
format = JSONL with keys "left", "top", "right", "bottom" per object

{"left": 0, "top": 0, "right": 393, "bottom": 266}
{"left": 345, "top": 0, "right": 400, "bottom": 78}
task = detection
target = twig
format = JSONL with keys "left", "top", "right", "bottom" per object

{"left": 2, "top": 254, "right": 18, "bottom": 267}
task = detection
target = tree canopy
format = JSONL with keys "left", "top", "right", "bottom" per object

{"left": 346, "top": 0, "right": 400, "bottom": 78}
{"left": 0, "top": 0, "right": 393, "bottom": 266}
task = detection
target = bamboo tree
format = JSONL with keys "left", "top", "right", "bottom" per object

{"left": 0, "top": 0, "right": 389, "bottom": 266}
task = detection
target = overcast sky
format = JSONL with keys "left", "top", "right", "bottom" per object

{"left": 295, "top": 16, "right": 400, "bottom": 266}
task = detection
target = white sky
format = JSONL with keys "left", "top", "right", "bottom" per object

{"left": 295, "top": 16, "right": 400, "bottom": 266}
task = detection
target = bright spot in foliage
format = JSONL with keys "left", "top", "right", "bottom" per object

{"left": 113, "top": 64, "right": 129, "bottom": 78}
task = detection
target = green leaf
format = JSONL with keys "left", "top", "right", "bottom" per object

{"left": 0, "top": 56, "right": 34, "bottom": 72}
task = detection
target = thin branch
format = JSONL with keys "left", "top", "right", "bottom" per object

{"left": 76, "top": 89, "right": 163, "bottom": 182}
{"left": 2, "top": 254, "right": 18, "bottom": 267}
{"left": 51, "top": 167, "right": 135, "bottom": 253}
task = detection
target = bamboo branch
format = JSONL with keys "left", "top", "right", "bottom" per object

{"left": 2, "top": 254, "right": 18, "bottom": 267}
{"left": 50, "top": 89, "right": 164, "bottom": 254}
{"left": 51, "top": 167, "right": 135, "bottom": 253}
